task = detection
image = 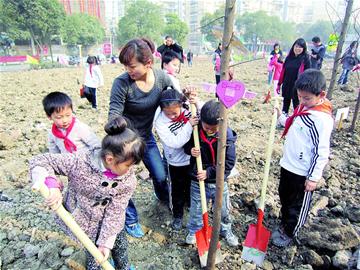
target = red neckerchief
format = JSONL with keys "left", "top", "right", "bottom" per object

{"left": 200, "top": 129, "right": 217, "bottom": 165}
{"left": 89, "top": 64, "right": 93, "bottom": 77}
{"left": 51, "top": 117, "right": 77, "bottom": 153}
{"left": 281, "top": 99, "right": 332, "bottom": 138}
{"left": 172, "top": 111, "right": 189, "bottom": 124}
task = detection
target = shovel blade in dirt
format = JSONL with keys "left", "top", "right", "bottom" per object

{"left": 242, "top": 209, "right": 271, "bottom": 266}
{"left": 195, "top": 214, "right": 222, "bottom": 267}
{"left": 263, "top": 89, "right": 271, "bottom": 104}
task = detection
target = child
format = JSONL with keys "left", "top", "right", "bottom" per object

{"left": 30, "top": 116, "right": 145, "bottom": 270}
{"left": 273, "top": 69, "right": 333, "bottom": 247}
{"left": 154, "top": 88, "right": 198, "bottom": 230}
{"left": 84, "top": 56, "right": 104, "bottom": 109}
{"left": 161, "top": 50, "right": 182, "bottom": 91}
{"left": 337, "top": 41, "right": 359, "bottom": 86}
{"left": 269, "top": 53, "right": 284, "bottom": 96}
{"left": 42, "top": 91, "right": 100, "bottom": 153}
{"left": 183, "top": 100, "right": 239, "bottom": 247}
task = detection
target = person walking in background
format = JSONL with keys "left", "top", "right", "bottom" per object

{"left": 269, "top": 54, "right": 284, "bottom": 96}
{"left": 157, "top": 35, "right": 184, "bottom": 64}
{"left": 84, "top": 56, "right": 104, "bottom": 109}
{"left": 187, "top": 50, "right": 193, "bottom": 67}
{"left": 268, "top": 43, "right": 283, "bottom": 84}
{"left": 276, "top": 38, "right": 310, "bottom": 115}
{"left": 213, "top": 43, "right": 222, "bottom": 84}
{"left": 310, "top": 36, "right": 326, "bottom": 70}
{"left": 338, "top": 41, "right": 359, "bottom": 86}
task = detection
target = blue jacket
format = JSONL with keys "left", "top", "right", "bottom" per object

{"left": 184, "top": 122, "right": 237, "bottom": 183}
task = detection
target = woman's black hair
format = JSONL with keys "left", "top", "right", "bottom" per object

{"left": 288, "top": 38, "right": 307, "bottom": 58}
{"left": 42, "top": 91, "right": 73, "bottom": 117}
{"left": 159, "top": 87, "right": 188, "bottom": 110}
{"left": 161, "top": 50, "right": 181, "bottom": 70}
{"left": 101, "top": 117, "right": 145, "bottom": 165}
{"left": 215, "top": 43, "right": 222, "bottom": 55}
{"left": 200, "top": 100, "right": 220, "bottom": 125}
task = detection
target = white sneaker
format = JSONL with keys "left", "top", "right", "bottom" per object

{"left": 185, "top": 233, "right": 196, "bottom": 245}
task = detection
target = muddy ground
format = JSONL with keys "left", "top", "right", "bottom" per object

{"left": 0, "top": 56, "right": 359, "bottom": 270}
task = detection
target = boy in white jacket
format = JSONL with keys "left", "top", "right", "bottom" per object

{"left": 273, "top": 69, "right": 333, "bottom": 247}
{"left": 154, "top": 88, "right": 198, "bottom": 230}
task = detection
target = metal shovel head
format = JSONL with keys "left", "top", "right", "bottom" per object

{"left": 241, "top": 223, "right": 271, "bottom": 267}
{"left": 195, "top": 225, "right": 222, "bottom": 267}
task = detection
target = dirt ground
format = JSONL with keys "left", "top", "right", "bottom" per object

{"left": 0, "top": 56, "right": 359, "bottom": 270}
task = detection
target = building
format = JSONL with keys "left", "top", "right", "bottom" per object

{"left": 59, "top": 0, "right": 106, "bottom": 25}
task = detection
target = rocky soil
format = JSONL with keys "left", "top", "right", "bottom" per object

{"left": 0, "top": 57, "right": 359, "bottom": 270}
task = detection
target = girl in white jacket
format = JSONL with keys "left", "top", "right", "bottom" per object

{"left": 84, "top": 56, "right": 104, "bottom": 109}
{"left": 154, "top": 88, "right": 198, "bottom": 230}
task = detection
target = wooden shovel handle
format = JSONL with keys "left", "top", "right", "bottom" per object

{"left": 190, "top": 104, "right": 208, "bottom": 216}
{"left": 258, "top": 97, "right": 281, "bottom": 211}
{"left": 33, "top": 183, "right": 115, "bottom": 270}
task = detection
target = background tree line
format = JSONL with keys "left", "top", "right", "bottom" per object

{"left": 0, "top": 0, "right": 188, "bottom": 59}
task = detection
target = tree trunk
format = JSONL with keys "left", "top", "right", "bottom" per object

{"left": 206, "top": 0, "right": 236, "bottom": 269}
{"left": 49, "top": 43, "right": 54, "bottom": 63}
{"left": 350, "top": 74, "right": 360, "bottom": 132}
{"left": 30, "top": 35, "right": 36, "bottom": 56}
{"left": 326, "top": 0, "right": 354, "bottom": 100}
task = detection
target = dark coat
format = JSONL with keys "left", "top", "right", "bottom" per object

{"left": 157, "top": 43, "right": 184, "bottom": 63}
{"left": 184, "top": 123, "right": 237, "bottom": 183}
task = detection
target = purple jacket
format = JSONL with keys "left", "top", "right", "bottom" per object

{"left": 29, "top": 148, "right": 136, "bottom": 249}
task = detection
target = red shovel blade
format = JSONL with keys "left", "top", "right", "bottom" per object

{"left": 241, "top": 223, "right": 271, "bottom": 266}
{"left": 195, "top": 213, "right": 222, "bottom": 267}
{"left": 263, "top": 89, "right": 271, "bottom": 104}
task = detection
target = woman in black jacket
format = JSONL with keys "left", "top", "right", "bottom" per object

{"left": 277, "top": 38, "right": 310, "bottom": 114}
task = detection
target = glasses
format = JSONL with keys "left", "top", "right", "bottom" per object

{"left": 101, "top": 180, "right": 118, "bottom": 188}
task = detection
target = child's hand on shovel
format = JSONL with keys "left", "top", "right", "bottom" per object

{"left": 304, "top": 179, "right": 317, "bottom": 192}
{"left": 197, "top": 170, "right": 207, "bottom": 181}
{"left": 191, "top": 147, "right": 200, "bottom": 157}
{"left": 97, "top": 246, "right": 110, "bottom": 264}
{"left": 45, "top": 188, "right": 63, "bottom": 210}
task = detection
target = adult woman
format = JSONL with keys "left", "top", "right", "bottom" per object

{"left": 109, "top": 38, "right": 195, "bottom": 238}
{"left": 277, "top": 38, "right": 310, "bottom": 114}
{"left": 338, "top": 41, "right": 359, "bottom": 86}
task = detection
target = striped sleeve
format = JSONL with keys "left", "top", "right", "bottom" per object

{"left": 300, "top": 114, "right": 333, "bottom": 181}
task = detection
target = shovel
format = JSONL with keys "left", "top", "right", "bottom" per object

{"left": 32, "top": 181, "right": 115, "bottom": 270}
{"left": 190, "top": 103, "right": 222, "bottom": 268}
{"left": 241, "top": 97, "right": 281, "bottom": 267}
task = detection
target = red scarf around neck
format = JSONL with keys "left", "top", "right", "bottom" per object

{"left": 51, "top": 117, "right": 77, "bottom": 153}
{"left": 172, "top": 111, "right": 189, "bottom": 124}
{"left": 281, "top": 99, "right": 332, "bottom": 138}
{"left": 200, "top": 129, "right": 217, "bottom": 165}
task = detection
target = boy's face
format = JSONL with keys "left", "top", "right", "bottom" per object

{"left": 297, "top": 90, "right": 326, "bottom": 108}
{"left": 201, "top": 122, "right": 219, "bottom": 136}
{"left": 49, "top": 106, "right": 73, "bottom": 129}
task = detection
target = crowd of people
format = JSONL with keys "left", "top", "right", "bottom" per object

{"left": 28, "top": 34, "right": 357, "bottom": 269}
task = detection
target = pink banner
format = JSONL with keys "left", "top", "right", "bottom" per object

{"left": 0, "top": 56, "right": 27, "bottom": 63}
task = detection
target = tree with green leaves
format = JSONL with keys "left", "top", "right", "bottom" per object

{"left": 61, "top": 13, "right": 105, "bottom": 47}
{"left": 1, "top": 0, "right": 65, "bottom": 60}
{"left": 116, "top": 0, "right": 163, "bottom": 46}
{"left": 200, "top": 7, "right": 225, "bottom": 45}
{"left": 162, "top": 14, "right": 188, "bottom": 45}
{"left": 303, "top": 21, "right": 333, "bottom": 43}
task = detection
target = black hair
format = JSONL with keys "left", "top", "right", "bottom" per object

{"left": 165, "top": 35, "right": 172, "bottom": 40}
{"left": 159, "top": 87, "right": 188, "bottom": 110}
{"left": 119, "top": 38, "right": 155, "bottom": 66}
{"left": 161, "top": 50, "right": 181, "bottom": 69}
{"left": 87, "top": 56, "right": 96, "bottom": 64}
{"left": 101, "top": 117, "right": 145, "bottom": 165}
{"left": 288, "top": 38, "right": 307, "bottom": 58}
{"left": 294, "top": 69, "right": 326, "bottom": 96}
{"left": 42, "top": 91, "right": 73, "bottom": 117}
{"left": 200, "top": 100, "right": 220, "bottom": 125}
{"left": 312, "top": 36, "right": 321, "bottom": 43}
{"left": 273, "top": 43, "right": 280, "bottom": 49}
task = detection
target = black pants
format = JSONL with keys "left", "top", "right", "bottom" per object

{"left": 278, "top": 167, "right": 313, "bottom": 238}
{"left": 215, "top": 75, "right": 221, "bottom": 85}
{"left": 282, "top": 93, "right": 299, "bottom": 114}
{"left": 168, "top": 164, "right": 191, "bottom": 219}
{"left": 86, "top": 229, "right": 128, "bottom": 270}
{"left": 85, "top": 87, "right": 97, "bottom": 108}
